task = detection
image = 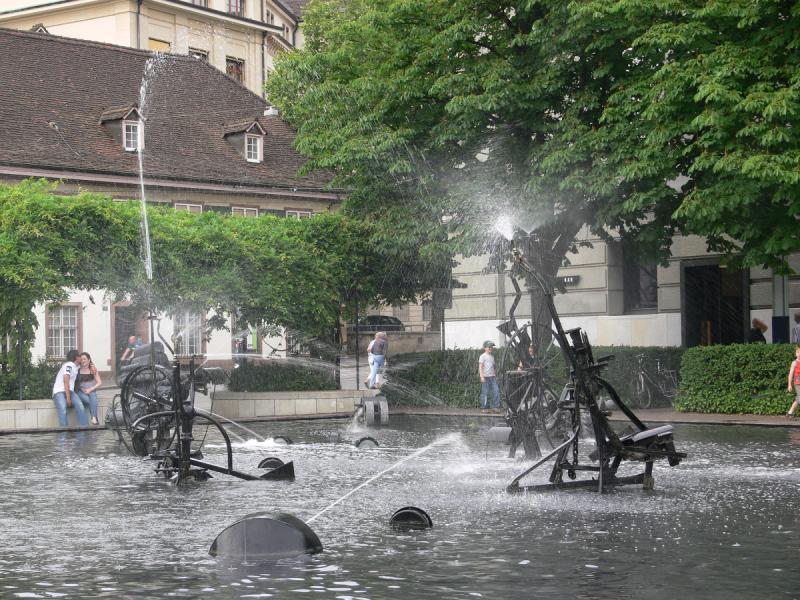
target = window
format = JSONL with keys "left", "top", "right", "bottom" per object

{"left": 174, "top": 203, "right": 202, "bottom": 213}
{"left": 245, "top": 134, "right": 262, "bottom": 162}
{"left": 265, "top": 8, "right": 275, "bottom": 24}
{"left": 285, "top": 210, "right": 312, "bottom": 219}
{"left": 47, "top": 305, "right": 79, "bottom": 359}
{"left": 422, "top": 300, "right": 433, "bottom": 321}
{"left": 227, "top": 0, "right": 244, "bottom": 17}
{"left": 174, "top": 312, "right": 202, "bottom": 356}
{"left": 147, "top": 38, "right": 171, "bottom": 52}
{"left": 226, "top": 57, "right": 244, "bottom": 83}
{"left": 189, "top": 0, "right": 207, "bottom": 6}
{"left": 623, "top": 255, "right": 658, "bottom": 312}
{"left": 232, "top": 206, "right": 259, "bottom": 217}
{"left": 123, "top": 120, "right": 142, "bottom": 152}
{"left": 189, "top": 48, "right": 208, "bottom": 61}
{"left": 392, "top": 303, "right": 410, "bottom": 322}
{"left": 283, "top": 24, "right": 290, "bottom": 39}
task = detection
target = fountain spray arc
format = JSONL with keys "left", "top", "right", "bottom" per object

{"left": 109, "top": 57, "right": 294, "bottom": 485}
{"left": 496, "top": 238, "right": 686, "bottom": 493}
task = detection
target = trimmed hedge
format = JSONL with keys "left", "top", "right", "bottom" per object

{"left": 0, "top": 361, "right": 60, "bottom": 401}
{"left": 384, "top": 346, "right": 685, "bottom": 409}
{"left": 227, "top": 358, "right": 337, "bottom": 392}
{"left": 676, "top": 343, "right": 796, "bottom": 415}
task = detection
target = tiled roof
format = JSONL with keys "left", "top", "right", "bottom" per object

{"left": 0, "top": 27, "right": 334, "bottom": 192}
{"left": 275, "top": 0, "right": 308, "bottom": 20}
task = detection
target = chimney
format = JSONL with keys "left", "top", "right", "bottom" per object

{"left": 263, "top": 106, "right": 279, "bottom": 116}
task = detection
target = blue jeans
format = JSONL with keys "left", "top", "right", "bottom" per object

{"left": 76, "top": 389, "right": 98, "bottom": 421}
{"left": 53, "top": 391, "right": 88, "bottom": 427}
{"left": 481, "top": 377, "right": 500, "bottom": 409}
{"left": 368, "top": 354, "right": 385, "bottom": 389}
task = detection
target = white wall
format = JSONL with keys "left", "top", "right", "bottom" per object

{"left": 444, "top": 313, "right": 683, "bottom": 351}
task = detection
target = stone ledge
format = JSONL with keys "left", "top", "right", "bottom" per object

{"left": 0, "top": 389, "right": 381, "bottom": 433}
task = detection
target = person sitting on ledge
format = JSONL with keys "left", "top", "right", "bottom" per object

{"left": 52, "top": 349, "right": 88, "bottom": 427}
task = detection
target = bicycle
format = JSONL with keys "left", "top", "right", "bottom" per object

{"left": 633, "top": 354, "right": 678, "bottom": 408}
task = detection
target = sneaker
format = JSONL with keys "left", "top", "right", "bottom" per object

{"left": 90, "top": 416, "right": 98, "bottom": 425}
{"left": 480, "top": 408, "right": 490, "bottom": 414}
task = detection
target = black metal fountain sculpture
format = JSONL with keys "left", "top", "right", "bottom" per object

{"left": 502, "top": 245, "right": 686, "bottom": 493}
{"left": 108, "top": 319, "right": 294, "bottom": 484}
{"left": 489, "top": 271, "right": 572, "bottom": 460}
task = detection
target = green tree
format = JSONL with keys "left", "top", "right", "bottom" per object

{"left": 0, "top": 179, "right": 401, "bottom": 362}
{"left": 593, "top": 0, "right": 800, "bottom": 271}
{"left": 265, "top": 0, "right": 688, "bottom": 343}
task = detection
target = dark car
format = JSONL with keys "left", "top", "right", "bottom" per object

{"left": 348, "top": 315, "right": 405, "bottom": 332}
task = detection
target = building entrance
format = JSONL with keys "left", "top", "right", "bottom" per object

{"left": 113, "top": 305, "right": 147, "bottom": 374}
{"left": 683, "top": 263, "right": 747, "bottom": 346}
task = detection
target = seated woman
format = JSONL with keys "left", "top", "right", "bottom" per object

{"left": 75, "top": 351, "right": 102, "bottom": 425}
{"left": 518, "top": 344, "right": 539, "bottom": 370}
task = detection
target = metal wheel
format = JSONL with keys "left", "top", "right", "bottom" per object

{"left": 634, "top": 373, "right": 652, "bottom": 409}
{"left": 119, "top": 365, "right": 175, "bottom": 456}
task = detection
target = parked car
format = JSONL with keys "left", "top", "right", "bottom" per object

{"left": 347, "top": 315, "right": 405, "bottom": 333}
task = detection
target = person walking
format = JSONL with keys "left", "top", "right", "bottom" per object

{"left": 52, "top": 349, "right": 88, "bottom": 427}
{"left": 364, "top": 336, "right": 376, "bottom": 387}
{"left": 791, "top": 313, "right": 800, "bottom": 344}
{"left": 478, "top": 340, "right": 501, "bottom": 413}
{"left": 75, "top": 351, "right": 102, "bottom": 425}
{"left": 367, "top": 331, "right": 388, "bottom": 389}
{"left": 786, "top": 345, "right": 800, "bottom": 417}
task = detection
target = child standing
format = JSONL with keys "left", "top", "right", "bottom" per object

{"left": 786, "top": 345, "right": 800, "bottom": 417}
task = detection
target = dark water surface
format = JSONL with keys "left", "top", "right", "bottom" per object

{"left": 0, "top": 416, "right": 797, "bottom": 599}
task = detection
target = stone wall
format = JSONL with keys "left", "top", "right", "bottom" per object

{"left": 0, "top": 389, "right": 380, "bottom": 433}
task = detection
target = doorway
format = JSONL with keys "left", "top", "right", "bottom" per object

{"left": 112, "top": 305, "right": 148, "bottom": 375}
{"left": 683, "top": 263, "right": 747, "bottom": 346}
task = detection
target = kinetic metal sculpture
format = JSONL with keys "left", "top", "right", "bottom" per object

{"left": 502, "top": 245, "right": 685, "bottom": 493}
{"left": 109, "top": 320, "right": 294, "bottom": 484}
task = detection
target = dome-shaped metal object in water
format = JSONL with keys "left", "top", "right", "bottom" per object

{"left": 272, "top": 435, "right": 293, "bottom": 445}
{"left": 389, "top": 506, "right": 433, "bottom": 530}
{"left": 257, "top": 457, "right": 295, "bottom": 480}
{"left": 210, "top": 512, "right": 322, "bottom": 561}
{"left": 258, "top": 456, "right": 285, "bottom": 469}
{"left": 354, "top": 436, "right": 380, "bottom": 449}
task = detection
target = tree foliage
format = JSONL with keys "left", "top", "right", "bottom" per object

{"left": 592, "top": 0, "right": 800, "bottom": 271}
{"left": 0, "top": 179, "right": 418, "bottom": 352}
{"left": 267, "top": 0, "right": 800, "bottom": 292}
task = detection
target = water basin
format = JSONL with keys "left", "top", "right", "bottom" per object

{"left": 0, "top": 416, "right": 797, "bottom": 599}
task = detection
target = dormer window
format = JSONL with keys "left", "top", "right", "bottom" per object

{"left": 223, "top": 119, "right": 266, "bottom": 163}
{"left": 246, "top": 134, "right": 262, "bottom": 162}
{"left": 123, "top": 120, "right": 142, "bottom": 152}
{"left": 100, "top": 104, "right": 145, "bottom": 152}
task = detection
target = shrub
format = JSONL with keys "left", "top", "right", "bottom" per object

{"left": 227, "top": 358, "right": 337, "bottom": 392}
{"left": 0, "top": 360, "right": 60, "bottom": 401}
{"left": 384, "top": 346, "right": 685, "bottom": 409}
{"left": 676, "top": 343, "right": 794, "bottom": 414}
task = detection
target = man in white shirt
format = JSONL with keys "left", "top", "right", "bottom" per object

{"left": 478, "top": 340, "right": 501, "bottom": 412}
{"left": 52, "top": 349, "right": 88, "bottom": 427}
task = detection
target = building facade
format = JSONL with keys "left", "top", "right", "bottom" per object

{"left": 0, "top": 27, "right": 338, "bottom": 378}
{"left": 445, "top": 228, "right": 800, "bottom": 350}
{"left": 0, "top": 0, "right": 307, "bottom": 97}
